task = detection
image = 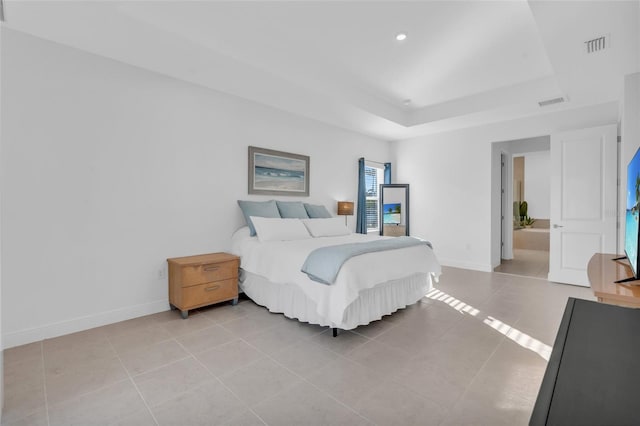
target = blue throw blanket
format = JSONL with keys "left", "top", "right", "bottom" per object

{"left": 301, "top": 236, "right": 432, "bottom": 285}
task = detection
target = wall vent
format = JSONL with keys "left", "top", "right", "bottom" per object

{"left": 538, "top": 97, "right": 566, "bottom": 107}
{"left": 585, "top": 35, "right": 609, "bottom": 54}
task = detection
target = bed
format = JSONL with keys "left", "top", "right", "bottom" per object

{"left": 230, "top": 223, "right": 441, "bottom": 332}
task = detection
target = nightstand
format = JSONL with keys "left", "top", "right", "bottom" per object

{"left": 167, "top": 252, "right": 240, "bottom": 319}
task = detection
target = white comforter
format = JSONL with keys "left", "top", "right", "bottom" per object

{"left": 231, "top": 227, "right": 441, "bottom": 325}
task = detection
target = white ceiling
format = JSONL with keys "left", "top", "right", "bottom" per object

{"left": 3, "top": 1, "right": 639, "bottom": 141}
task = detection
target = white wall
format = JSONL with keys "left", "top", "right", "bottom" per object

{"left": 501, "top": 136, "right": 551, "bottom": 155}
{"left": 0, "top": 22, "right": 4, "bottom": 417}
{"left": 1, "top": 29, "right": 390, "bottom": 348}
{"left": 619, "top": 72, "right": 640, "bottom": 253}
{"left": 393, "top": 102, "right": 618, "bottom": 271}
{"left": 522, "top": 151, "right": 550, "bottom": 219}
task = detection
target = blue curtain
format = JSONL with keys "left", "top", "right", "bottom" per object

{"left": 356, "top": 158, "right": 367, "bottom": 234}
{"left": 384, "top": 162, "right": 391, "bottom": 184}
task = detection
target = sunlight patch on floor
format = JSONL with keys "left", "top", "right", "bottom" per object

{"left": 428, "top": 288, "right": 552, "bottom": 361}
{"left": 425, "top": 288, "right": 480, "bottom": 316}
{"left": 484, "top": 316, "right": 552, "bottom": 361}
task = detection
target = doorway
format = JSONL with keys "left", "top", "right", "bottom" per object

{"left": 492, "top": 137, "right": 551, "bottom": 279}
{"left": 492, "top": 126, "right": 618, "bottom": 285}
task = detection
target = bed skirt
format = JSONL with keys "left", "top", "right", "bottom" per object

{"left": 239, "top": 270, "right": 434, "bottom": 330}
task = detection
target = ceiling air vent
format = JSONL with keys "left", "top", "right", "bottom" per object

{"left": 538, "top": 97, "right": 566, "bottom": 108}
{"left": 585, "top": 35, "right": 609, "bottom": 54}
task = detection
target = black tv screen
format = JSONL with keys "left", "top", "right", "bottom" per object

{"left": 624, "top": 147, "right": 640, "bottom": 279}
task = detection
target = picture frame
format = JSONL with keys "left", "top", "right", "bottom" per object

{"left": 248, "top": 146, "right": 310, "bottom": 196}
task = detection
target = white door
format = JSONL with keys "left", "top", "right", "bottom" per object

{"left": 548, "top": 124, "right": 617, "bottom": 286}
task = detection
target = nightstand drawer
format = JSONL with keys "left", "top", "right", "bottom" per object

{"left": 181, "top": 260, "right": 238, "bottom": 287}
{"left": 181, "top": 278, "right": 238, "bottom": 307}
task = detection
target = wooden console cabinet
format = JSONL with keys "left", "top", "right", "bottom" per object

{"left": 167, "top": 252, "right": 240, "bottom": 319}
{"left": 587, "top": 253, "right": 640, "bottom": 308}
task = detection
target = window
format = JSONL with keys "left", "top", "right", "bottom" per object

{"left": 365, "top": 164, "right": 384, "bottom": 232}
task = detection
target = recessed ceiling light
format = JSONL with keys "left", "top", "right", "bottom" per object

{"left": 403, "top": 99, "right": 411, "bottom": 106}
{"left": 396, "top": 33, "right": 407, "bottom": 42}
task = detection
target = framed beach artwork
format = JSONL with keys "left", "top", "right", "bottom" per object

{"left": 248, "top": 146, "right": 310, "bottom": 196}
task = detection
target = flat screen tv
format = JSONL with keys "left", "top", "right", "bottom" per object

{"left": 622, "top": 147, "right": 640, "bottom": 282}
{"left": 383, "top": 203, "right": 401, "bottom": 225}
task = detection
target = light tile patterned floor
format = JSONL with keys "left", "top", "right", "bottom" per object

{"left": 2, "top": 266, "right": 594, "bottom": 426}
{"left": 494, "top": 248, "right": 549, "bottom": 279}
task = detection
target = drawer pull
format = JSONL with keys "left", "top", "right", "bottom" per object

{"left": 204, "top": 285, "right": 221, "bottom": 292}
{"left": 203, "top": 265, "right": 220, "bottom": 272}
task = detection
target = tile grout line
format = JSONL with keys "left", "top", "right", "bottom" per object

{"left": 128, "top": 352, "right": 195, "bottom": 378}
{"left": 11, "top": 311, "right": 373, "bottom": 426}
{"left": 357, "top": 311, "right": 483, "bottom": 418}
{"left": 235, "top": 334, "right": 379, "bottom": 425}
{"left": 191, "top": 308, "right": 339, "bottom": 418}
{"left": 177, "top": 320, "right": 377, "bottom": 426}
{"left": 7, "top": 311, "right": 231, "bottom": 425}
{"left": 40, "top": 330, "right": 191, "bottom": 414}
{"left": 5, "top": 281, "right": 581, "bottom": 425}
{"left": 38, "top": 349, "right": 142, "bottom": 422}
{"left": 350, "top": 319, "right": 401, "bottom": 341}
{"left": 105, "top": 335, "right": 161, "bottom": 426}
{"left": 47, "top": 299, "right": 480, "bottom": 425}
{"left": 312, "top": 328, "right": 373, "bottom": 358}
{"left": 494, "top": 270, "right": 550, "bottom": 281}
{"left": 173, "top": 338, "right": 269, "bottom": 426}
{"left": 40, "top": 340, "right": 51, "bottom": 426}
{"left": 423, "top": 284, "right": 525, "bottom": 424}
{"left": 435, "top": 332, "right": 508, "bottom": 425}
{"left": 190, "top": 340, "right": 267, "bottom": 379}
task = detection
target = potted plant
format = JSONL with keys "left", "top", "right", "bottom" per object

{"left": 519, "top": 201, "right": 528, "bottom": 223}
{"left": 517, "top": 201, "right": 535, "bottom": 227}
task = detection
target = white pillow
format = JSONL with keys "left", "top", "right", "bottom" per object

{"left": 250, "top": 217, "right": 311, "bottom": 243}
{"left": 302, "top": 218, "right": 351, "bottom": 237}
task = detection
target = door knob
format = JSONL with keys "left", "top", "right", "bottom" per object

{"left": 553, "top": 224, "right": 564, "bottom": 228}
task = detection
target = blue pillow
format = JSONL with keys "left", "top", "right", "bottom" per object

{"left": 238, "top": 200, "right": 281, "bottom": 236}
{"left": 304, "top": 203, "right": 332, "bottom": 218}
{"left": 276, "top": 201, "right": 309, "bottom": 219}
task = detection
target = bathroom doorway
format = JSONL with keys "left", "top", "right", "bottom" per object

{"left": 493, "top": 137, "right": 550, "bottom": 279}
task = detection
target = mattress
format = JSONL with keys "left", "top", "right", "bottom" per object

{"left": 230, "top": 227, "right": 441, "bottom": 329}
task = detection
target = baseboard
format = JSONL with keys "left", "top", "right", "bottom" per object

{"left": 439, "top": 258, "right": 493, "bottom": 273}
{"left": 547, "top": 273, "right": 590, "bottom": 287}
{"left": 3, "top": 299, "right": 169, "bottom": 349}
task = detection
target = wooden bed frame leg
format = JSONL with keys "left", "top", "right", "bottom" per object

{"left": 332, "top": 328, "right": 338, "bottom": 337}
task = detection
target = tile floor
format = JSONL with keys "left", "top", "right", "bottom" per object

{"left": 493, "top": 248, "right": 549, "bottom": 279}
{"left": 2, "top": 266, "right": 594, "bottom": 426}
{"left": 513, "top": 228, "right": 550, "bottom": 252}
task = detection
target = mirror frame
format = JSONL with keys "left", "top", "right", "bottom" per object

{"left": 379, "top": 184, "right": 410, "bottom": 236}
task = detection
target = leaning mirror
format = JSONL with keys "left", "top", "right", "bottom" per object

{"left": 379, "top": 184, "right": 410, "bottom": 236}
